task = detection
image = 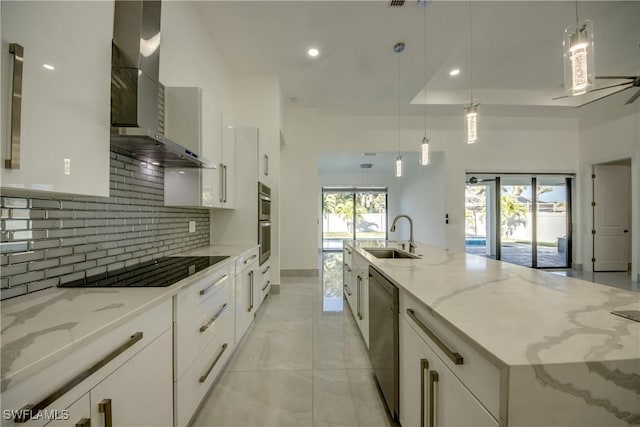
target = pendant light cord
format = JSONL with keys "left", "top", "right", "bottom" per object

{"left": 397, "top": 47, "right": 401, "bottom": 156}
{"left": 424, "top": 2, "right": 428, "bottom": 138}
{"left": 469, "top": 0, "right": 474, "bottom": 105}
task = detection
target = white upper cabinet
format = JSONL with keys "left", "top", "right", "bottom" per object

{"left": 1, "top": 1, "right": 111, "bottom": 197}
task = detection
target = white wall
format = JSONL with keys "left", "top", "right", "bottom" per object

{"left": 578, "top": 96, "right": 640, "bottom": 280}
{"left": 281, "top": 107, "right": 580, "bottom": 270}
{"left": 396, "top": 152, "right": 447, "bottom": 248}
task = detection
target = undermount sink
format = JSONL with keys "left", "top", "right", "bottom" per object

{"left": 363, "top": 248, "right": 421, "bottom": 259}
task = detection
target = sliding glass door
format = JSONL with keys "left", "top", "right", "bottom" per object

{"left": 465, "top": 174, "right": 572, "bottom": 269}
{"left": 322, "top": 188, "right": 387, "bottom": 251}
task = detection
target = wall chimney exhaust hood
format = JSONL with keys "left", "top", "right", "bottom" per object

{"left": 110, "top": 0, "right": 210, "bottom": 168}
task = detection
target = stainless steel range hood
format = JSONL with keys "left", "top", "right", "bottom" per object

{"left": 110, "top": 0, "right": 209, "bottom": 168}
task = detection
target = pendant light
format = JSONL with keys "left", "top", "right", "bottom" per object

{"left": 563, "top": 1, "right": 594, "bottom": 96}
{"left": 394, "top": 42, "right": 405, "bottom": 177}
{"left": 419, "top": 0, "right": 430, "bottom": 166}
{"left": 464, "top": 1, "right": 479, "bottom": 144}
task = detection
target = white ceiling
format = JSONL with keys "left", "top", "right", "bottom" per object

{"left": 194, "top": 1, "right": 640, "bottom": 113}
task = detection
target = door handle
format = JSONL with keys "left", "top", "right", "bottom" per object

{"left": 248, "top": 271, "right": 254, "bottom": 312}
{"left": 429, "top": 371, "right": 439, "bottom": 427}
{"left": 98, "top": 399, "right": 112, "bottom": 427}
{"left": 219, "top": 163, "right": 224, "bottom": 203}
{"left": 420, "top": 359, "right": 429, "bottom": 427}
{"left": 6, "top": 43, "right": 24, "bottom": 169}
{"left": 624, "top": 229, "right": 629, "bottom": 233}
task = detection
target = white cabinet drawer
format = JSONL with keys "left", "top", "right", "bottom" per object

{"left": 344, "top": 244, "right": 353, "bottom": 266}
{"left": 176, "top": 316, "right": 234, "bottom": 427}
{"left": 236, "top": 248, "right": 259, "bottom": 273}
{"left": 400, "top": 291, "right": 502, "bottom": 420}
{"left": 259, "top": 262, "right": 272, "bottom": 305}
{"left": 175, "top": 269, "right": 234, "bottom": 379}
{"left": 1, "top": 299, "right": 171, "bottom": 427}
{"left": 400, "top": 318, "right": 498, "bottom": 427}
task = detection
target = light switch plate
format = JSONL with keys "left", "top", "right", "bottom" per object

{"left": 188, "top": 221, "right": 196, "bottom": 233}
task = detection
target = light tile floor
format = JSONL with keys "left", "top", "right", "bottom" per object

{"left": 192, "top": 253, "right": 392, "bottom": 427}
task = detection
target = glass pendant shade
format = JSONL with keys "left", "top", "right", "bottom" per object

{"left": 395, "top": 155, "right": 403, "bottom": 177}
{"left": 563, "top": 20, "right": 594, "bottom": 96}
{"left": 464, "top": 104, "right": 478, "bottom": 144}
{"left": 419, "top": 137, "right": 430, "bottom": 165}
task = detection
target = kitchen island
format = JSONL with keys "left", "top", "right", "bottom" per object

{"left": 344, "top": 240, "right": 640, "bottom": 427}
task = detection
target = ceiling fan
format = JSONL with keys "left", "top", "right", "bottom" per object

{"left": 553, "top": 75, "right": 640, "bottom": 107}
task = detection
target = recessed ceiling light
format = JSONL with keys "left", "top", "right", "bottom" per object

{"left": 449, "top": 68, "right": 460, "bottom": 77}
{"left": 226, "top": 125, "right": 233, "bottom": 129}
{"left": 43, "top": 64, "right": 55, "bottom": 70}
{"left": 151, "top": 161, "right": 160, "bottom": 166}
{"left": 307, "top": 48, "right": 320, "bottom": 57}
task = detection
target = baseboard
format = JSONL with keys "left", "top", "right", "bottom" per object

{"left": 270, "top": 284, "right": 281, "bottom": 294}
{"left": 571, "top": 263, "right": 583, "bottom": 271}
{"left": 280, "top": 269, "right": 319, "bottom": 277}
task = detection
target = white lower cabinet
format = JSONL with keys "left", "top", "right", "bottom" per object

{"left": 259, "top": 260, "right": 272, "bottom": 305}
{"left": 400, "top": 317, "right": 498, "bottom": 427}
{"left": 1, "top": 300, "right": 173, "bottom": 427}
{"left": 343, "top": 244, "right": 369, "bottom": 348}
{"left": 176, "top": 316, "right": 234, "bottom": 427}
{"left": 44, "top": 394, "right": 90, "bottom": 427}
{"left": 174, "top": 261, "right": 236, "bottom": 427}
{"left": 235, "top": 249, "right": 259, "bottom": 344}
{"left": 89, "top": 328, "right": 173, "bottom": 427}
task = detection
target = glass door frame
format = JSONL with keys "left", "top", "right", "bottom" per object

{"left": 468, "top": 173, "right": 573, "bottom": 269}
{"left": 321, "top": 187, "right": 389, "bottom": 252}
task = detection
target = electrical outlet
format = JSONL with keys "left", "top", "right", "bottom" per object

{"left": 188, "top": 221, "right": 196, "bottom": 233}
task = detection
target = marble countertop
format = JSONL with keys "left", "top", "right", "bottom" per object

{"left": 0, "top": 244, "right": 258, "bottom": 392}
{"left": 347, "top": 240, "right": 640, "bottom": 367}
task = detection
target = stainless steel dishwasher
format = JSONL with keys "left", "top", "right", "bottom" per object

{"left": 368, "top": 266, "right": 399, "bottom": 421}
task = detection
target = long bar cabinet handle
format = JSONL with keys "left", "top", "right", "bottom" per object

{"left": 420, "top": 359, "right": 429, "bottom": 427}
{"left": 223, "top": 165, "right": 228, "bottom": 203}
{"left": 429, "top": 371, "right": 439, "bottom": 427}
{"left": 200, "top": 274, "right": 228, "bottom": 296}
{"left": 200, "top": 303, "right": 228, "bottom": 333}
{"left": 76, "top": 418, "right": 91, "bottom": 427}
{"left": 6, "top": 43, "right": 23, "bottom": 169}
{"left": 344, "top": 284, "right": 352, "bottom": 296}
{"left": 244, "top": 254, "right": 257, "bottom": 264}
{"left": 248, "top": 271, "right": 254, "bottom": 312}
{"left": 262, "top": 265, "right": 271, "bottom": 274}
{"left": 261, "top": 280, "right": 271, "bottom": 292}
{"left": 344, "top": 263, "right": 352, "bottom": 272}
{"left": 199, "top": 343, "right": 228, "bottom": 383}
{"left": 219, "top": 163, "right": 225, "bottom": 203}
{"left": 356, "top": 276, "right": 362, "bottom": 320}
{"left": 98, "top": 399, "right": 112, "bottom": 427}
{"left": 14, "top": 332, "right": 143, "bottom": 423}
{"left": 406, "top": 308, "right": 463, "bottom": 365}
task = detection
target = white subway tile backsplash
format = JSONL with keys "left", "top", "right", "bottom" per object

{"left": 1, "top": 151, "right": 209, "bottom": 300}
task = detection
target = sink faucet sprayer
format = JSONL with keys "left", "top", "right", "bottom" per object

{"left": 390, "top": 214, "right": 416, "bottom": 253}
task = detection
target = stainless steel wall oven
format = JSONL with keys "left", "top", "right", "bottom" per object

{"left": 258, "top": 182, "right": 271, "bottom": 265}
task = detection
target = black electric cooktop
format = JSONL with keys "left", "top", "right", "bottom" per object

{"left": 59, "top": 256, "right": 229, "bottom": 288}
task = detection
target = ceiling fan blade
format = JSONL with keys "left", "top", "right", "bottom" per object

{"left": 553, "top": 82, "right": 631, "bottom": 101}
{"left": 596, "top": 76, "right": 636, "bottom": 80}
{"left": 590, "top": 82, "right": 633, "bottom": 92}
{"left": 625, "top": 88, "right": 640, "bottom": 105}
{"left": 576, "top": 87, "right": 631, "bottom": 108}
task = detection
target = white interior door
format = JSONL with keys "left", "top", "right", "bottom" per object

{"left": 593, "top": 164, "right": 631, "bottom": 271}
